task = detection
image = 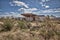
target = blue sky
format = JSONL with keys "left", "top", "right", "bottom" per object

{"left": 0, "top": 0, "right": 60, "bottom": 17}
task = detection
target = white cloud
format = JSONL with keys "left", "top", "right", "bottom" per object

{"left": 9, "top": 2, "right": 14, "bottom": 6}
{"left": 46, "top": 0, "right": 50, "bottom": 2}
{"left": 42, "top": 0, "right": 50, "bottom": 2}
{"left": 42, "top": 4, "right": 45, "bottom": 7}
{"left": 40, "top": 2, "right": 43, "bottom": 5}
{"left": 38, "top": 8, "right": 60, "bottom": 13}
{"left": 55, "top": 11, "right": 60, "bottom": 12}
{"left": 9, "top": 12, "right": 26, "bottom": 17}
{"left": 19, "top": 8, "right": 38, "bottom": 11}
{"left": 42, "top": 0, "right": 45, "bottom": 2}
{"left": 10, "top": 12, "right": 19, "bottom": 15}
{"left": 41, "top": 4, "right": 50, "bottom": 8}
{"left": 0, "top": 12, "right": 24, "bottom": 17}
{"left": 45, "top": 5, "right": 49, "bottom": 8}
{"left": 40, "top": 0, "right": 50, "bottom": 8}
{"left": 18, "top": 8, "right": 38, "bottom": 13}
{"left": 0, "top": 8, "right": 60, "bottom": 17}
{"left": 10, "top": 0, "right": 29, "bottom": 8}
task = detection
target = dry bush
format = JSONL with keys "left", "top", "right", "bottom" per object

{"left": 0, "top": 17, "right": 60, "bottom": 40}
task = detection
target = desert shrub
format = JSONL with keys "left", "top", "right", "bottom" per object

{"left": 27, "top": 22, "right": 32, "bottom": 29}
{"left": 30, "top": 26, "right": 40, "bottom": 31}
{"left": 1, "top": 20, "right": 13, "bottom": 32}
{"left": 17, "top": 21, "right": 28, "bottom": 29}
{"left": 0, "top": 16, "right": 60, "bottom": 40}
{"left": 39, "top": 28, "right": 56, "bottom": 40}
{"left": 38, "top": 20, "right": 59, "bottom": 40}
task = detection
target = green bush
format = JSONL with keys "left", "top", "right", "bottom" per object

{"left": 17, "top": 21, "right": 28, "bottom": 29}
{"left": 2, "top": 20, "right": 13, "bottom": 31}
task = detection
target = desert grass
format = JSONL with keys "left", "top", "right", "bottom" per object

{"left": 0, "top": 17, "right": 60, "bottom": 40}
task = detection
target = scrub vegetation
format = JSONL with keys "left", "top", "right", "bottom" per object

{"left": 0, "top": 16, "right": 60, "bottom": 40}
